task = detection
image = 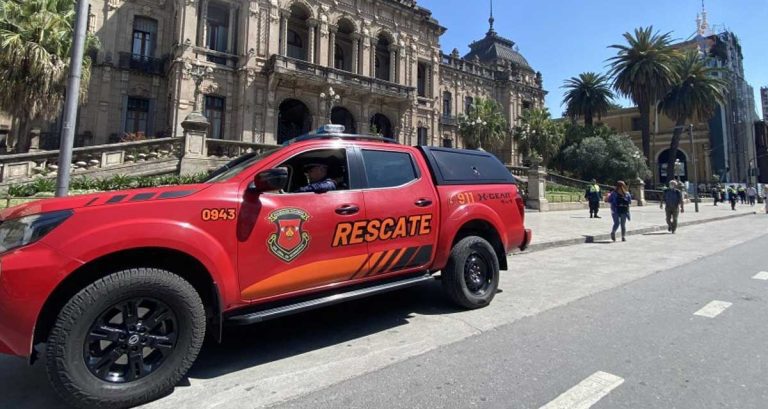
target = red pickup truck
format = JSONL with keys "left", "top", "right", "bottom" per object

{"left": 0, "top": 126, "right": 530, "bottom": 408}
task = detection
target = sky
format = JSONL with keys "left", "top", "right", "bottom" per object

{"left": 418, "top": 0, "right": 768, "bottom": 118}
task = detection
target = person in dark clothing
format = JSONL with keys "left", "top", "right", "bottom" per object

{"left": 606, "top": 180, "right": 632, "bottom": 242}
{"left": 584, "top": 179, "right": 602, "bottom": 218}
{"left": 660, "top": 180, "right": 684, "bottom": 233}
{"left": 727, "top": 185, "right": 737, "bottom": 210}
{"left": 737, "top": 186, "right": 746, "bottom": 204}
{"left": 713, "top": 184, "right": 720, "bottom": 206}
{"left": 297, "top": 163, "right": 337, "bottom": 193}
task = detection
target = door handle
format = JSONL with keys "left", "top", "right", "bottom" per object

{"left": 414, "top": 198, "right": 433, "bottom": 207}
{"left": 335, "top": 204, "right": 360, "bottom": 215}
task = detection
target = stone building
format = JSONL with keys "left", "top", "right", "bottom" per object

{"left": 599, "top": 9, "right": 760, "bottom": 185}
{"left": 57, "top": 0, "right": 544, "bottom": 164}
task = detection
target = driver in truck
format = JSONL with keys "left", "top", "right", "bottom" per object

{"left": 297, "top": 162, "right": 337, "bottom": 193}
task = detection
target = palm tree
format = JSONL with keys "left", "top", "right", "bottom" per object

{"left": 608, "top": 26, "right": 678, "bottom": 166}
{"left": 561, "top": 72, "right": 615, "bottom": 127}
{"left": 0, "top": 0, "right": 96, "bottom": 152}
{"left": 660, "top": 50, "right": 727, "bottom": 181}
{"left": 513, "top": 107, "right": 564, "bottom": 167}
{"left": 458, "top": 98, "right": 508, "bottom": 150}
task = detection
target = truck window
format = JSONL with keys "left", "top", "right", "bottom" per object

{"left": 279, "top": 148, "right": 349, "bottom": 193}
{"left": 361, "top": 150, "right": 418, "bottom": 189}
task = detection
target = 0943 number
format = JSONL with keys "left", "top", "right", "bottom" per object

{"left": 201, "top": 208, "right": 236, "bottom": 221}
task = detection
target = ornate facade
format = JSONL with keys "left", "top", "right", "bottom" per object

{"left": 71, "top": 0, "right": 544, "bottom": 164}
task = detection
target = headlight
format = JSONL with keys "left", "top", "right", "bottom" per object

{"left": 0, "top": 210, "right": 73, "bottom": 253}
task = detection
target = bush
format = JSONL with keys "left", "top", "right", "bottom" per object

{"left": 4, "top": 172, "right": 209, "bottom": 198}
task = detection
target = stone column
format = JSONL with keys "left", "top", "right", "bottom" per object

{"left": 28, "top": 129, "right": 41, "bottom": 152}
{"left": 526, "top": 165, "right": 550, "bottom": 212}
{"left": 370, "top": 37, "right": 376, "bottom": 77}
{"left": 389, "top": 46, "right": 397, "bottom": 83}
{"left": 180, "top": 112, "right": 210, "bottom": 175}
{"left": 227, "top": 4, "right": 236, "bottom": 54}
{"left": 351, "top": 34, "right": 360, "bottom": 74}
{"left": 630, "top": 178, "right": 646, "bottom": 206}
{"left": 328, "top": 26, "right": 337, "bottom": 67}
{"left": 198, "top": 0, "right": 209, "bottom": 47}
{"left": 307, "top": 19, "right": 317, "bottom": 64}
{"left": 279, "top": 11, "right": 289, "bottom": 56}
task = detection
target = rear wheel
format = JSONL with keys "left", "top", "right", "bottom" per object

{"left": 441, "top": 236, "right": 500, "bottom": 309}
{"left": 46, "top": 268, "right": 205, "bottom": 409}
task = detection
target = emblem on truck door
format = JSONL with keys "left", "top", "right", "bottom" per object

{"left": 267, "top": 208, "right": 311, "bottom": 262}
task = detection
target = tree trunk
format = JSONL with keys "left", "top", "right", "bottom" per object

{"left": 584, "top": 114, "right": 593, "bottom": 127}
{"left": 665, "top": 118, "right": 686, "bottom": 182}
{"left": 15, "top": 116, "right": 33, "bottom": 154}
{"left": 639, "top": 104, "right": 651, "bottom": 166}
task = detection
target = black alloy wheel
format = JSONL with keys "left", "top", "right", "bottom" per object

{"left": 441, "top": 236, "right": 500, "bottom": 309}
{"left": 463, "top": 253, "right": 493, "bottom": 296}
{"left": 84, "top": 297, "right": 178, "bottom": 383}
{"left": 46, "top": 268, "right": 205, "bottom": 409}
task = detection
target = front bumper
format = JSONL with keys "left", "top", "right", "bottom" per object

{"left": 0, "top": 242, "right": 82, "bottom": 357}
{"left": 519, "top": 228, "right": 532, "bottom": 251}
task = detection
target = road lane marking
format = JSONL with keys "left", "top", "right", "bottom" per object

{"left": 752, "top": 271, "right": 768, "bottom": 280}
{"left": 693, "top": 301, "right": 733, "bottom": 318}
{"left": 539, "top": 371, "right": 624, "bottom": 409}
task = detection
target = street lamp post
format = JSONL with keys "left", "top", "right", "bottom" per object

{"left": 688, "top": 124, "right": 700, "bottom": 212}
{"left": 184, "top": 62, "right": 214, "bottom": 113}
{"left": 320, "top": 86, "right": 341, "bottom": 124}
{"left": 55, "top": 0, "right": 90, "bottom": 197}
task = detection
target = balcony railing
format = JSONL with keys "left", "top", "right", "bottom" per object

{"left": 266, "top": 55, "right": 414, "bottom": 99}
{"left": 206, "top": 139, "right": 279, "bottom": 160}
{"left": 118, "top": 52, "right": 167, "bottom": 75}
{"left": 440, "top": 115, "right": 458, "bottom": 126}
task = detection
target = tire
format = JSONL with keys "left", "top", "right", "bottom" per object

{"left": 46, "top": 268, "right": 206, "bottom": 409}
{"left": 441, "top": 236, "right": 500, "bottom": 309}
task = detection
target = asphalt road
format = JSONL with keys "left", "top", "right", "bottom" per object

{"left": 276, "top": 222, "right": 768, "bottom": 409}
{"left": 1, "top": 214, "right": 767, "bottom": 409}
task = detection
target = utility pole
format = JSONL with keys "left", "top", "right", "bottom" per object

{"left": 689, "top": 124, "right": 700, "bottom": 212}
{"left": 55, "top": 0, "right": 89, "bottom": 197}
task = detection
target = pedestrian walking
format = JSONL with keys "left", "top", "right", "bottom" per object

{"left": 727, "top": 185, "right": 737, "bottom": 210}
{"left": 660, "top": 180, "right": 684, "bottom": 233}
{"left": 746, "top": 184, "right": 757, "bottom": 206}
{"left": 713, "top": 184, "right": 720, "bottom": 206}
{"left": 606, "top": 180, "right": 632, "bottom": 242}
{"left": 763, "top": 185, "right": 768, "bottom": 214}
{"left": 738, "top": 185, "right": 746, "bottom": 204}
{"left": 585, "top": 179, "right": 602, "bottom": 219}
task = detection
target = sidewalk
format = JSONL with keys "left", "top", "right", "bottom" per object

{"left": 523, "top": 201, "right": 760, "bottom": 252}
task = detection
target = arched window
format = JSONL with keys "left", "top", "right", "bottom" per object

{"left": 334, "top": 44, "right": 345, "bottom": 70}
{"left": 278, "top": 99, "right": 312, "bottom": 144}
{"left": 287, "top": 29, "right": 302, "bottom": 48}
{"left": 465, "top": 96, "right": 474, "bottom": 114}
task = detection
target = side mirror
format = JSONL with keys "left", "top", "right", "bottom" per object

{"left": 252, "top": 167, "right": 288, "bottom": 193}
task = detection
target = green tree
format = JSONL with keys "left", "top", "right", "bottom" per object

{"left": 513, "top": 108, "right": 564, "bottom": 167}
{"left": 0, "top": 0, "right": 98, "bottom": 152}
{"left": 458, "top": 98, "right": 508, "bottom": 150}
{"left": 608, "top": 26, "right": 677, "bottom": 166}
{"left": 551, "top": 123, "right": 615, "bottom": 172}
{"left": 561, "top": 133, "right": 651, "bottom": 184}
{"left": 660, "top": 50, "right": 727, "bottom": 180}
{"left": 561, "top": 72, "right": 615, "bottom": 127}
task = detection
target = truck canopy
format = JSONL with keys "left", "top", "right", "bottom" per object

{"left": 418, "top": 147, "right": 516, "bottom": 186}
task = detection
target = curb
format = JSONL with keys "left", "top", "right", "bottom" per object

{"left": 522, "top": 211, "right": 758, "bottom": 254}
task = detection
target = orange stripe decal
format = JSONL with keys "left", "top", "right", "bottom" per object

{"left": 241, "top": 254, "right": 369, "bottom": 300}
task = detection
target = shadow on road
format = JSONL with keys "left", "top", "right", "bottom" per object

{"left": 189, "top": 280, "right": 455, "bottom": 379}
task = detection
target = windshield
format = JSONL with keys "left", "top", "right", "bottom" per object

{"left": 205, "top": 147, "right": 282, "bottom": 182}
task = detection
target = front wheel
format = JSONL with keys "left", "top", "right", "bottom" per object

{"left": 46, "top": 268, "right": 206, "bottom": 409}
{"left": 441, "top": 236, "right": 500, "bottom": 309}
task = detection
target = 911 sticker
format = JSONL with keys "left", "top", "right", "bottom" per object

{"left": 201, "top": 208, "right": 236, "bottom": 221}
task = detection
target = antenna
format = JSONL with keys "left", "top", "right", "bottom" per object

{"left": 488, "top": 0, "right": 495, "bottom": 34}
